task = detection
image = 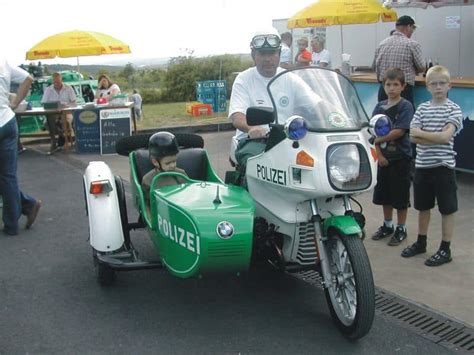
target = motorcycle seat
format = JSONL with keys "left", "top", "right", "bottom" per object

{"left": 133, "top": 148, "right": 208, "bottom": 183}
{"left": 176, "top": 148, "right": 208, "bottom": 181}
{"left": 134, "top": 149, "right": 154, "bottom": 183}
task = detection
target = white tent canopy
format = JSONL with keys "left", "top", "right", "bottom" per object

{"left": 384, "top": 0, "right": 474, "bottom": 8}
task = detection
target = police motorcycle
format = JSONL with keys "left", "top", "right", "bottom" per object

{"left": 227, "top": 67, "right": 390, "bottom": 339}
{"left": 83, "top": 66, "right": 388, "bottom": 340}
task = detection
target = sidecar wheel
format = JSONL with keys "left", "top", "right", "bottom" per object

{"left": 93, "top": 250, "right": 116, "bottom": 287}
{"left": 97, "top": 264, "right": 116, "bottom": 287}
{"left": 323, "top": 233, "right": 375, "bottom": 340}
{"left": 114, "top": 176, "right": 130, "bottom": 248}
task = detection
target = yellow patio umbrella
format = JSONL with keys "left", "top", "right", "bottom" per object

{"left": 26, "top": 30, "right": 131, "bottom": 71}
{"left": 288, "top": 0, "right": 398, "bottom": 28}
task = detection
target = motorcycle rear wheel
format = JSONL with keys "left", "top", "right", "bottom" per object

{"left": 323, "top": 233, "right": 375, "bottom": 340}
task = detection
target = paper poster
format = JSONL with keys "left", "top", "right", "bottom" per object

{"left": 446, "top": 16, "right": 460, "bottom": 29}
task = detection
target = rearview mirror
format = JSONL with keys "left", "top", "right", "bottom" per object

{"left": 246, "top": 106, "right": 275, "bottom": 126}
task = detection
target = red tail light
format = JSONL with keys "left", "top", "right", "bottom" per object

{"left": 89, "top": 180, "right": 113, "bottom": 195}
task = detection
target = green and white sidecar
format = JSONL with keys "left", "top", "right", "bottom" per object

{"left": 83, "top": 133, "right": 255, "bottom": 285}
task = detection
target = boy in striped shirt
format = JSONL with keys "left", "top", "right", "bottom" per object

{"left": 402, "top": 65, "right": 463, "bottom": 266}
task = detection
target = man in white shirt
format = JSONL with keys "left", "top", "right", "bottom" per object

{"left": 229, "top": 28, "right": 283, "bottom": 144}
{"left": 229, "top": 29, "right": 327, "bottom": 167}
{"left": 279, "top": 32, "right": 292, "bottom": 69}
{"left": 41, "top": 72, "right": 76, "bottom": 153}
{"left": 0, "top": 59, "right": 42, "bottom": 235}
{"left": 311, "top": 36, "right": 331, "bottom": 69}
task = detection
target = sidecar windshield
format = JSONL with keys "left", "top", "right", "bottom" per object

{"left": 267, "top": 67, "right": 368, "bottom": 132}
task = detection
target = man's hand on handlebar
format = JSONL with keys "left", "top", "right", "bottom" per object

{"left": 248, "top": 126, "right": 267, "bottom": 139}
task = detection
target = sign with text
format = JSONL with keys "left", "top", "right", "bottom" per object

{"left": 74, "top": 109, "right": 100, "bottom": 154}
{"left": 100, "top": 108, "right": 131, "bottom": 155}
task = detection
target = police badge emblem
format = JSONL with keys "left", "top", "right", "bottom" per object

{"left": 327, "top": 112, "right": 347, "bottom": 128}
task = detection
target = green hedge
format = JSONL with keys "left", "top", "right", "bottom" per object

{"left": 141, "top": 88, "right": 162, "bottom": 104}
{"left": 106, "top": 54, "right": 253, "bottom": 104}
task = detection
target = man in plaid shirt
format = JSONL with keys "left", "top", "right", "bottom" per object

{"left": 374, "top": 15, "right": 424, "bottom": 105}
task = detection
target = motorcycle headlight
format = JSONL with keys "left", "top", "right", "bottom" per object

{"left": 327, "top": 144, "right": 372, "bottom": 191}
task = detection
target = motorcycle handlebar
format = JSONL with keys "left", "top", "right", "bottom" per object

{"left": 269, "top": 123, "right": 284, "bottom": 130}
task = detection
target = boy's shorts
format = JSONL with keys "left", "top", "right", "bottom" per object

{"left": 414, "top": 166, "right": 458, "bottom": 214}
{"left": 372, "top": 158, "right": 411, "bottom": 209}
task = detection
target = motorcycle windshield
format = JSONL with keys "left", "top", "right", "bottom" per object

{"left": 267, "top": 68, "right": 368, "bottom": 132}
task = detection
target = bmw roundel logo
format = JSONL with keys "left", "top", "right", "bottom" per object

{"left": 279, "top": 96, "right": 289, "bottom": 107}
{"left": 216, "top": 221, "right": 234, "bottom": 239}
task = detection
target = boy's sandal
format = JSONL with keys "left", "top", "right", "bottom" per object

{"left": 401, "top": 242, "right": 426, "bottom": 258}
{"left": 425, "top": 250, "right": 452, "bottom": 267}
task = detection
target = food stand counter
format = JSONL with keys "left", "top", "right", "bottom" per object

{"left": 15, "top": 103, "right": 136, "bottom": 155}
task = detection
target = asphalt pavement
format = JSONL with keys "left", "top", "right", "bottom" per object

{"left": 58, "top": 129, "right": 474, "bottom": 327}
{"left": 0, "top": 130, "right": 472, "bottom": 353}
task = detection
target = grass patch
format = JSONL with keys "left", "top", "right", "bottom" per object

{"left": 136, "top": 102, "right": 229, "bottom": 130}
{"left": 20, "top": 101, "right": 230, "bottom": 139}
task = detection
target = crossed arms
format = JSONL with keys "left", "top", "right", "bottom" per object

{"left": 410, "top": 123, "right": 456, "bottom": 145}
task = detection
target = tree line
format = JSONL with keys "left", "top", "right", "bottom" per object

{"left": 92, "top": 54, "right": 253, "bottom": 104}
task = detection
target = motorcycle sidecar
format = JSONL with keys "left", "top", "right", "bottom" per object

{"left": 84, "top": 134, "right": 255, "bottom": 285}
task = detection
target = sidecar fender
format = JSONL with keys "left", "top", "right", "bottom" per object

{"left": 323, "top": 215, "right": 362, "bottom": 236}
{"left": 83, "top": 161, "right": 124, "bottom": 252}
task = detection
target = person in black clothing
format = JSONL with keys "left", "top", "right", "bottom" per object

{"left": 370, "top": 68, "right": 414, "bottom": 247}
{"left": 82, "top": 85, "right": 94, "bottom": 102}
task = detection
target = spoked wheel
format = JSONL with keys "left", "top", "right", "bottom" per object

{"left": 323, "top": 233, "right": 375, "bottom": 340}
{"left": 93, "top": 249, "right": 116, "bottom": 287}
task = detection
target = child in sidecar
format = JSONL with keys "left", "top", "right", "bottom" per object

{"left": 141, "top": 132, "right": 188, "bottom": 207}
{"left": 129, "top": 132, "right": 222, "bottom": 228}
{"left": 85, "top": 131, "right": 255, "bottom": 283}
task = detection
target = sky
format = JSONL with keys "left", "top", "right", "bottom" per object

{"left": 3, "top": 0, "right": 313, "bottom": 66}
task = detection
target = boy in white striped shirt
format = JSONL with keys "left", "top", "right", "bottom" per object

{"left": 402, "top": 65, "right": 463, "bottom": 266}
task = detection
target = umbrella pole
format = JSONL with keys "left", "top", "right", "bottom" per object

{"left": 340, "top": 25, "right": 344, "bottom": 55}
{"left": 76, "top": 57, "right": 80, "bottom": 73}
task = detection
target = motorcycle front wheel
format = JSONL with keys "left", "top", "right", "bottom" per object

{"left": 323, "top": 232, "right": 375, "bottom": 340}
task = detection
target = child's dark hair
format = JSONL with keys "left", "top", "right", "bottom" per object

{"left": 383, "top": 68, "right": 405, "bottom": 85}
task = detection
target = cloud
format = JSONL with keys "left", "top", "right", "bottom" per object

{"left": 4, "top": 0, "right": 310, "bottom": 65}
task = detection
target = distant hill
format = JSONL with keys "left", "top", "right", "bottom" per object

{"left": 41, "top": 53, "right": 251, "bottom": 77}
{"left": 43, "top": 64, "right": 124, "bottom": 77}
{"left": 106, "top": 57, "right": 170, "bottom": 68}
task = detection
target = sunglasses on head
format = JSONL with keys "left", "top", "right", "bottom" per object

{"left": 251, "top": 34, "right": 281, "bottom": 50}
